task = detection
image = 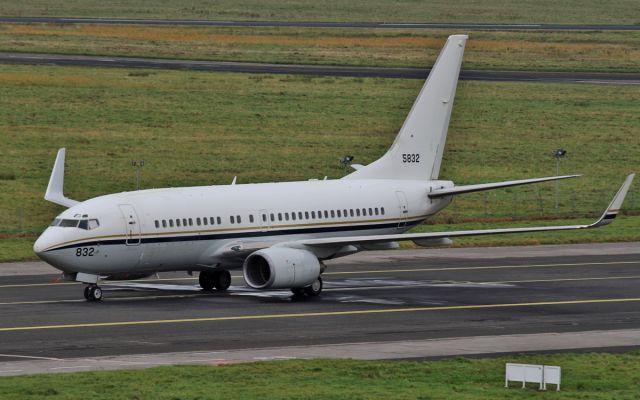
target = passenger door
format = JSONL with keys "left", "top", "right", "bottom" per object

{"left": 395, "top": 191, "right": 409, "bottom": 229}
{"left": 119, "top": 204, "right": 141, "bottom": 245}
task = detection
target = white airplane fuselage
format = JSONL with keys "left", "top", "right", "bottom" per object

{"left": 34, "top": 179, "right": 453, "bottom": 275}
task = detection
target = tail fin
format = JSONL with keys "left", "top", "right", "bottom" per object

{"left": 345, "top": 34, "right": 467, "bottom": 181}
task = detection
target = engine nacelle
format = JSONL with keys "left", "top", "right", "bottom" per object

{"left": 243, "top": 247, "right": 321, "bottom": 290}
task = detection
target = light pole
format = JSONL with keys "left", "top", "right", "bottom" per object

{"left": 552, "top": 149, "right": 566, "bottom": 213}
{"left": 131, "top": 159, "right": 145, "bottom": 190}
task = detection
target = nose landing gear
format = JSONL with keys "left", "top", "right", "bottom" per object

{"left": 83, "top": 285, "right": 103, "bottom": 301}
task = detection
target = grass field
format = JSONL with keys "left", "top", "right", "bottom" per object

{"left": 0, "top": 64, "right": 638, "bottom": 261}
{"left": 1, "top": 25, "right": 639, "bottom": 73}
{"left": 1, "top": 0, "right": 640, "bottom": 24}
{"left": 0, "top": 352, "right": 639, "bottom": 399}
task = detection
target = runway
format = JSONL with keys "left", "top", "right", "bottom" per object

{"left": 1, "top": 17, "right": 639, "bottom": 31}
{"left": 0, "top": 243, "right": 639, "bottom": 375}
{"left": 1, "top": 52, "right": 639, "bottom": 84}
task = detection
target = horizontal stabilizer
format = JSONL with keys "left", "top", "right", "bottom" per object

{"left": 429, "top": 175, "right": 581, "bottom": 198}
{"left": 44, "top": 148, "right": 79, "bottom": 208}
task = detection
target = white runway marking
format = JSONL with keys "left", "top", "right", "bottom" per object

{"left": 0, "top": 354, "right": 63, "bottom": 361}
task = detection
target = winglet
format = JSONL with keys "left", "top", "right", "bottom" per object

{"left": 44, "top": 148, "right": 79, "bottom": 208}
{"left": 592, "top": 173, "right": 635, "bottom": 227}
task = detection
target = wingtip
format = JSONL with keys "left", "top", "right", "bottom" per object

{"left": 593, "top": 174, "right": 635, "bottom": 227}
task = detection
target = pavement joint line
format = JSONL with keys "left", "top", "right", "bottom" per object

{"left": 0, "top": 354, "right": 63, "bottom": 361}
{"left": 1, "top": 297, "right": 640, "bottom": 332}
{"left": 0, "top": 260, "right": 637, "bottom": 289}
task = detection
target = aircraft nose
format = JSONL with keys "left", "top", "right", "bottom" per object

{"left": 33, "top": 231, "right": 55, "bottom": 261}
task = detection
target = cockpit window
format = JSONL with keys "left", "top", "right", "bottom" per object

{"left": 59, "top": 219, "right": 79, "bottom": 228}
{"left": 53, "top": 218, "right": 100, "bottom": 230}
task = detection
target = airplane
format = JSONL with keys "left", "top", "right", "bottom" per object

{"left": 33, "top": 35, "right": 635, "bottom": 301}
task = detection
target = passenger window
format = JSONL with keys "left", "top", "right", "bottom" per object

{"left": 381, "top": 207, "right": 385, "bottom": 215}
{"left": 337, "top": 210, "right": 341, "bottom": 218}
{"left": 298, "top": 212, "right": 303, "bottom": 220}
{"left": 331, "top": 210, "right": 335, "bottom": 218}
{"left": 305, "top": 211, "right": 310, "bottom": 219}
{"left": 291, "top": 213, "right": 296, "bottom": 221}
{"left": 278, "top": 213, "right": 282, "bottom": 221}
{"left": 237, "top": 215, "right": 242, "bottom": 223}
{"left": 183, "top": 218, "right": 187, "bottom": 226}
{"left": 250, "top": 215, "right": 254, "bottom": 223}
{"left": 285, "top": 213, "right": 289, "bottom": 221}
{"left": 362, "top": 208, "right": 367, "bottom": 216}
{"left": 202, "top": 217, "right": 208, "bottom": 225}
{"left": 169, "top": 220, "right": 174, "bottom": 228}
{"left": 375, "top": 207, "right": 379, "bottom": 215}
{"left": 176, "top": 219, "right": 181, "bottom": 227}
{"left": 311, "top": 211, "right": 316, "bottom": 218}
{"left": 356, "top": 209, "right": 361, "bottom": 217}
{"left": 369, "top": 208, "right": 373, "bottom": 215}
{"left": 343, "top": 209, "right": 348, "bottom": 217}
{"left": 324, "top": 211, "right": 328, "bottom": 218}
{"left": 189, "top": 218, "right": 193, "bottom": 226}
{"left": 230, "top": 216, "right": 235, "bottom": 224}
{"left": 262, "top": 214, "right": 267, "bottom": 222}
{"left": 196, "top": 218, "right": 201, "bottom": 226}
{"left": 217, "top": 217, "right": 221, "bottom": 224}
{"left": 317, "top": 211, "right": 322, "bottom": 219}
{"left": 162, "top": 220, "right": 167, "bottom": 228}
{"left": 270, "top": 213, "right": 275, "bottom": 222}
{"left": 350, "top": 209, "right": 354, "bottom": 217}
{"left": 210, "top": 217, "right": 215, "bottom": 225}
{"left": 155, "top": 220, "right": 159, "bottom": 228}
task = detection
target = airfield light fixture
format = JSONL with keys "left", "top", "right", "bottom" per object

{"left": 131, "top": 159, "right": 145, "bottom": 190}
{"left": 552, "top": 149, "right": 567, "bottom": 213}
{"left": 340, "top": 155, "right": 354, "bottom": 173}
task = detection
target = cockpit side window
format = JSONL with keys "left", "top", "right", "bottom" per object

{"left": 49, "top": 218, "right": 62, "bottom": 227}
{"left": 77, "top": 219, "right": 100, "bottom": 230}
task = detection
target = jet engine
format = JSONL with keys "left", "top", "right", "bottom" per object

{"left": 243, "top": 247, "right": 321, "bottom": 289}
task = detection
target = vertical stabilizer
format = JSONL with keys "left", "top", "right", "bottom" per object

{"left": 345, "top": 34, "right": 467, "bottom": 181}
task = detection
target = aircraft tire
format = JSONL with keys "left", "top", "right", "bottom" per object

{"left": 199, "top": 271, "right": 215, "bottom": 291}
{"left": 83, "top": 286, "right": 91, "bottom": 300}
{"left": 213, "top": 270, "right": 231, "bottom": 291}
{"left": 304, "top": 277, "right": 323, "bottom": 297}
{"left": 291, "top": 287, "right": 305, "bottom": 296}
{"left": 88, "top": 285, "right": 103, "bottom": 301}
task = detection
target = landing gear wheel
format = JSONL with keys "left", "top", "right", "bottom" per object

{"left": 291, "top": 287, "right": 305, "bottom": 296}
{"left": 199, "top": 271, "right": 215, "bottom": 291}
{"left": 86, "top": 285, "right": 103, "bottom": 301}
{"left": 213, "top": 270, "right": 231, "bottom": 291}
{"left": 304, "top": 277, "right": 323, "bottom": 297}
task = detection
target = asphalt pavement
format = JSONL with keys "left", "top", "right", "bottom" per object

{"left": 1, "top": 52, "right": 638, "bottom": 84}
{"left": 1, "top": 17, "right": 639, "bottom": 30}
{"left": 0, "top": 243, "right": 639, "bottom": 375}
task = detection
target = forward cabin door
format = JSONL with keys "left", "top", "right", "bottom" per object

{"left": 395, "top": 191, "right": 409, "bottom": 229}
{"left": 119, "top": 204, "right": 141, "bottom": 246}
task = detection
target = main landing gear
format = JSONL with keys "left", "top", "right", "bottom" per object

{"left": 199, "top": 270, "right": 232, "bottom": 292}
{"left": 291, "top": 276, "right": 323, "bottom": 297}
{"left": 83, "top": 284, "right": 103, "bottom": 301}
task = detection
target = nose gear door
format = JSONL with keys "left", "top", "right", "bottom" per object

{"left": 119, "top": 204, "right": 141, "bottom": 246}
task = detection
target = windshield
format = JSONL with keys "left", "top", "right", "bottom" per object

{"left": 50, "top": 218, "right": 100, "bottom": 230}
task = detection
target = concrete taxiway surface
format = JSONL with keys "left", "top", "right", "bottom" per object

{"left": 1, "top": 53, "right": 638, "bottom": 85}
{"left": 0, "top": 242, "right": 638, "bottom": 375}
{"left": 1, "top": 17, "right": 639, "bottom": 31}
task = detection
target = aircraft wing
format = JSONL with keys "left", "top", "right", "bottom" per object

{"left": 294, "top": 174, "right": 635, "bottom": 248}
{"left": 429, "top": 175, "right": 580, "bottom": 198}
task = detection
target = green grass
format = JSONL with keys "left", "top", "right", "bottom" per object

{"left": 1, "top": 353, "right": 639, "bottom": 399}
{"left": 1, "top": 0, "right": 640, "bottom": 24}
{"left": 0, "top": 65, "right": 638, "bottom": 261}
{"left": 1, "top": 25, "right": 639, "bottom": 73}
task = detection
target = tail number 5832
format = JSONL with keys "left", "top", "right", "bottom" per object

{"left": 402, "top": 153, "right": 420, "bottom": 163}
